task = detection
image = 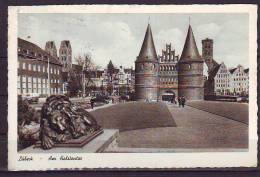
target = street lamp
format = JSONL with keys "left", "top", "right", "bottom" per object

{"left": 47, "top": 56, "right": 51, "bottom": 96}
{"left": 82, "top": 62, "right": 86, "bottom": 98}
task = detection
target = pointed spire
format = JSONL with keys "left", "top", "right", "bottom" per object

{"left": 137, "top": 23, "right": 157, "bottom": 61}
{"left": 180, "top": 25, "right": 201, "bottom": 61}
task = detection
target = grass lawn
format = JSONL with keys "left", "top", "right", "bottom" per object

{"left": 187, "top": 101, "right": 248, "bottom": 124}
{"left": 90, "top": 102, "right": 176, "bottom": 132}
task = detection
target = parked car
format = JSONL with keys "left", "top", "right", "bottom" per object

{"left": 23, "top": 93, "right": 39, "bottom": 104}
{"left": 92, "top": 94, "right": 110, "bottom": 104}
{"left": 236, "top": 96, "right": 248, "bottom": 103}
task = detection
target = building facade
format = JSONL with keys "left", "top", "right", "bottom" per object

{"left": 214, "top": 62, "right": 230, "bottom": 95}
{"left": 135, "top": 23, "right": 159, "bottom": 101}
{"left": 207, "top": 62, "right": 249, "bottom": 96}
{"left": 177, "top": 25, "right": 204, "bottom": 100}
{"left": 134, "top": 24, "right": 204, "bottom": 101}
{"left": 18, "top": 38, "right": 63, "bottom": 96}
{"left": 59, "top": 40, "right": 72, "bottom": 72}
{"left": 229, "top": 65, "right": 249, "bottom": 96}
{"left": 158, "top": 43, "right": 179, "bottom": 100}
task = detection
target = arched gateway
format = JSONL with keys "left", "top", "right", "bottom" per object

{"left": 161, "top": 90, "right": 176, "bottom": 102}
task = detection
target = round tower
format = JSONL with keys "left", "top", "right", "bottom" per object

{"left": 135, "top": 23, "right": 159, "bottom": 101}
{"left": 178, "top": 25, "right": 204, "bottom": 100}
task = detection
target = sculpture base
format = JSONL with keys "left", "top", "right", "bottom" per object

{"left": 19, "top": 129, "right": 119, "bottom": 153}
{"left": 34, "top": 129, "right": 104, "bottom": 148}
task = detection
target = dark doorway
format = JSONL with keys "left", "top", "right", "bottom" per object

{"left": 162, "top": 90, "right": 175, "bottom": 102}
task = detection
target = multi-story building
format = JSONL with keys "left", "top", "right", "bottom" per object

{"left": 17, "top": 38, "right": 63, "bottom": 96}
{"left": 229, "top": 65, "right": 249, "bottom": 96}
{"left": 214, "top": 62, "right": 230, "bottom": 95}
{"left": 158, "top": 43, "right": 179, "bottom": 100}
{"left": 59, "top": 40, "right": 72, "bottom": 72}
{"left": 45, "top": 41, "right": 58, "bottom": 58}
{"left": 208, "top": 62, "right": 249, "bottom": 96}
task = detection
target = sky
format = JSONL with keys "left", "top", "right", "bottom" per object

{"left": 18, "top": 13, "right": 249, "bottom": 69}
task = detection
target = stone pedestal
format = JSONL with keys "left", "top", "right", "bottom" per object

{"left": 19, "top": 129, "right": 119, "bottom": 153}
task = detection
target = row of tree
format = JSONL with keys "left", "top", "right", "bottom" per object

{"left": 66, "top": 53, "right": 118, "bottom": 97}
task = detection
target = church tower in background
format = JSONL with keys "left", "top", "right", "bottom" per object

{"left": 59, "top": 40, "right": 72, "bottom": 72}
{"left": 178, "top": 25, "right": 204, "bottom": 100}
{"left": 202, "top": 38, "right": 215, "bottom": 73}
{"left": 135, "top": 23, "right": 159, "bottom": 101}
{"left": 45, "top": 41, "right": 58, "bottom": 58}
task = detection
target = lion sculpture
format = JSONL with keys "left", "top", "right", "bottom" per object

{"left": 40, "top": 95, "right": 101, "bottom": 149}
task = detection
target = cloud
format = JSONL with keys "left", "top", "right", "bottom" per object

{"left": 196, "top": 23, "right": 222, "bottom": 39}
{"left": 84, "top": 21, "right": 138, "bottom": 68}
{"left": 155, "top": 28, "right": 184, "bottom": 56}
{"left": 18, "top": 13, "right": 249, "bottom": 69}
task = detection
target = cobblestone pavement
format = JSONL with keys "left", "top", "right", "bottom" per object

{"left": 118, "top": 102, "right": 248, "bottom": 149}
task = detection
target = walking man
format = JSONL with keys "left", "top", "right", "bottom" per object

{"left": 171, "top": 94, "right": 176, "bottom": 104}
{"left": 90, "top": 97, "right": 95, "bottom": 109}
{"left": 178, "top": 97, "right": 181, "bottom": 107}
{"left": 181, "top": 96, "right": 186, "bottom": 107}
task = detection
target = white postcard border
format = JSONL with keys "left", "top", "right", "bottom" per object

{"left": 8, "top": 4, "right": 258, "bottom": 170}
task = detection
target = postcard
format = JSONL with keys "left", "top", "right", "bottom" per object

{"left": 8, "top": 4, "right": 257, "bottom": 170}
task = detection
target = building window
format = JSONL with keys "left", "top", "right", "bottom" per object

{"left": 32, "top": 77, "right": 37, "bottom": 93}
{"left": 38, "top": 65, "right": 41, "bottom": 72}
{"left": 28, "top": 64, "right": 30, "bottom": 70}
{"left": 43, "top": 66, "right": 45, "bottom": 73}
{"left": 33, "top": 64, "right": 36, "bottom": 71}
{"left": 17, "top": 75, "right": 21, "bottom": 94}
{"left": 22, "top": 63, "right": 26, "bottom": 70}
{"left": 28, "top": 76, "right": 32, "bottom": 93}
{"left": 37, "top": 78, "right": 41, "bottom": 93}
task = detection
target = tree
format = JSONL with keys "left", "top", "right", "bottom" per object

{"left": 75, "top": 53, "right": 99, "bottom": 96}
{"left": 107, "top": 60, "right": 115, "bottom": 76}
{"left": 67, "top": 70, "right": 82, "bottom": 97}
{"left": 106, "top": 83, "right": 114, "bottom": 95}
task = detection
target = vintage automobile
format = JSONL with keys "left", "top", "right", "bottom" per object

{"left": 92, "top": 94, "right": 110, "bottom": 104}
{"left": 236, "top": 96, "right": 249, "bottom": 103}
{"left": 22, "top": 93, "right": 39, "bottom": 104}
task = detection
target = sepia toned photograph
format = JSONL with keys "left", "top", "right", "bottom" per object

{"left": 8, "top": 5, "right": 257, "bottom": 170}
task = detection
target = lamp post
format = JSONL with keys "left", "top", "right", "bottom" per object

{"left": 82, "top": 62, "right": 86, "bottom": 98}
{"left": 47, "top": 57, "right": 51, "bottom": 96}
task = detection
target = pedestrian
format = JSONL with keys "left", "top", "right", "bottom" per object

{"left": 90, "top": 97, "right": 95, "bottom": 109}
{"left": 172, "top": 95, "right": 176, "bottom": 104}
{"left": 171, "top": 96, "right": 175, "bottom": 104}
{"left": 178, "top": 97, "right": 181, "bottom": 107}
{"left": 181, "top": 96, "right": 186, "bottom": 107}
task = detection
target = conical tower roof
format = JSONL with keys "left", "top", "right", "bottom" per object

{"left": 180, "top": 25, "right": 202, "bottom": 61}
{"left": 137, "top": 23, "right": 157, "bottom": 61}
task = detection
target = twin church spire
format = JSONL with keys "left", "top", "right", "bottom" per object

{"left": 180, "top": 25, "right": 202, "bottom": 61}
{"left": 137, "top": 23, "right": 158, "bottom": 61}
{"left": 137, "top": 19, "right": 201, "bottom": 62}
